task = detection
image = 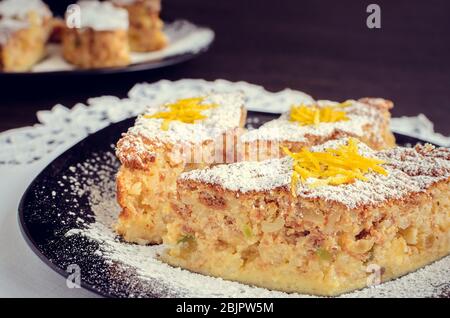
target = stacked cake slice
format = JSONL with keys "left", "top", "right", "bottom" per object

{"left": 241, "top": 98, "right": 395, "bottom": 161}
{"left": 115, "top": 93, "right": 247, "bottom": 244}
{"left": 163, "top": 139, "right": 450, "bottom": 296}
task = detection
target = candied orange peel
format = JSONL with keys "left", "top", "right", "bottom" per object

{"left": 144, "top": 97, "right": 217, "bottom": 130}
{"left": 283, "top": 139, "right": 388, "bottom": 195}
{"left": 289, "top": 101, "right": 351, "bottom": 126}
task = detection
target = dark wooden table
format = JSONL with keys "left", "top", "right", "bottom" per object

{"left": 1, "top": 0, "right": 449, "bottom": 134}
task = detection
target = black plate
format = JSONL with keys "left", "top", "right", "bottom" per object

{"left": 18, "top": 111, "right": 449, "bottom": 298}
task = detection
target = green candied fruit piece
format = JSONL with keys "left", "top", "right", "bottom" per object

{"left": 177, "top": 234, "right": 194, "bottom": 244}
{"left": 242, "top": 224, "right": 253, "bottom": 239}
{"left": 316, "top": 248, "right": 332, "bottom": 261}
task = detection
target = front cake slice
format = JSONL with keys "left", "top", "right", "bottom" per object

{"left": 163, "top": 138, "right": 450, "bottom": 296}
{"left": 116, "top": 93, "right": 247, "bottom": 244}
{"left": 241, "top": 98, "right": 395, "bottom": 161}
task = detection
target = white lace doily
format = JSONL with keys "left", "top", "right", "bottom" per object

{"left": 0, "top": 79, "right": 448, "bottom": 165}
{"left": 31, "top": 20, "right": 215, "bottom": 73}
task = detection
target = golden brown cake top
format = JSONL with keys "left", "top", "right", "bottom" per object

{"left": 112, "top": 0, "right": 161, "bottom": 12}
{"left": 122, "top": 92, "right": 245, "bottom": 145}
{"left": 67, "top": 1, "right": 129, "bottom": 31}
{"left": 180, "top": 138, "right": 450, "bottom": 209}
{"left": 241, "top": 98, "right": 392, "bottom": 143}
{"left": 0, "top": 0, "right": 51, "bottom": 20}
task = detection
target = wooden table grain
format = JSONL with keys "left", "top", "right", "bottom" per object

{"left": 1, "top": 0, "right": 449, "bottom": 134}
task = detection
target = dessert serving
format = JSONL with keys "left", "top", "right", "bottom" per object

{"left": 0, "top": 0, "right": 52, "bottom": 72}
{"left": 0, "top": 0, "right": 214, "bottom": 73}
{"left": 241, "top": 98, "right": 395, "bottom": 161}
{"left": 163, "top": 138, "right": 450, "bottom": 296}
{"left": 115, "top": 93, "right": 247, "bottom": 244}
{"left": 112, "top": 0, "right": 167, "bottom": 52}
{"left": 62, "top": 1, "right": 130, "bottom": 68}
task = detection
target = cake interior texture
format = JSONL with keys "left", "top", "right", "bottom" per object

{"left": 162, "top": 140, "right": 450, "bottom": 296}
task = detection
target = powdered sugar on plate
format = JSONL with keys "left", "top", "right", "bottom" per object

{"left": 61, "top": 146, "right": 450, "bottom": 298}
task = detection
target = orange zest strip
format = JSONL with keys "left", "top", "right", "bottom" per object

{"left": 289, "top": 102, "right": 351, "bottom": 126}
{"left": 144, "top": 97, "right": 217, "bottom": 131}
{"left": 283, "top": 139, "right": 388, "bottom": 195}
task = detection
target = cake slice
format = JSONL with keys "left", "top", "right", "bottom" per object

{"left": 241, "top": 98, "right": 395, "bottom": 161}
{"left": 62, "top": 1, "right": 130, "bottom": 68}
{"left": 0, "top": 0, "right": 52, "bottom": 72}
{"left": 163, "top": 138, "right": 450, "bottom": 296}
{"left": 112, "top": 0, "right": 167, "bottom": 52}
{"left": 116, "top": 93, "right": 247, "bottom": 244}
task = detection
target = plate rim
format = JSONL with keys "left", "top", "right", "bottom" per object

{"left": 0, "top": 22, "right": 214, "bottom": 77}
{"left": 16, "top": 115, "right": 444, "bottom": 298}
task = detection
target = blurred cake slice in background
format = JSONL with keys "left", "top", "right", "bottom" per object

{"left": 115, "top": 93, "right": 247, "bottom": 244}
{"left": 112, "top": 0, "right": 167, "bottom": 52}
{"left": 62, "top": 1, "right": 130, "bottom": 68}
{"left": 0, "top": 0, "right": 52, "bottom": 72}
{"left": 241, "top": 98, "right": 395, "bottom": 161}
{"left": 164, "top": 138, "right": 450, "bottom": 296}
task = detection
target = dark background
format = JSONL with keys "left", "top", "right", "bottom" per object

{"left": 0, "top": 0, "right": 449, "bottom": 134}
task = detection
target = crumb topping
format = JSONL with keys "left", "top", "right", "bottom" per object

{"left": 126, "top": 92, "right": 244, "bottom": 144}
{"left": 241, "top": 100, "right": 382, "bottom": 143}
{"left": 181, "top": 138, "right": 450, "bottom": 209}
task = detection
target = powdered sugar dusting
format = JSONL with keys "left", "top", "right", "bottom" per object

{"left": 0, "top": 0, "right": 51, "bottom": 20}
{"left": 241, "top": 100, "right": 382, "bottom": 143}
{"left": 73, "top": 1, "right": 129, "bottom": 31}
{"left": 182, "top": 138, "right": 450, "bottom": 209}
{"left": 61, "top": 148, "right": 450, "bottom": 297}
{"left": 127, "top": 92, "right": 244, "bottom": 144}
{"left": 181, "top": 157, "right": 294, "bottom": 193}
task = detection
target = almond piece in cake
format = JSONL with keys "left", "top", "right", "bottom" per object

{"left": 112, "top": 0, "right": 167, "bottom": 52}
{"left": 163, "top": 138, "right": 450, "bottom": 296}
{"left": 0, "top": 0, "right": 52, "bottom": 72}
{"left": 62, "top": 1, "right": 130, "bottom": 69}
{"left": 115, "top": 93, "right": 247, "bottom": 244}
{"left": 241, "top": 98, "right": 395, "bottom": 161}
